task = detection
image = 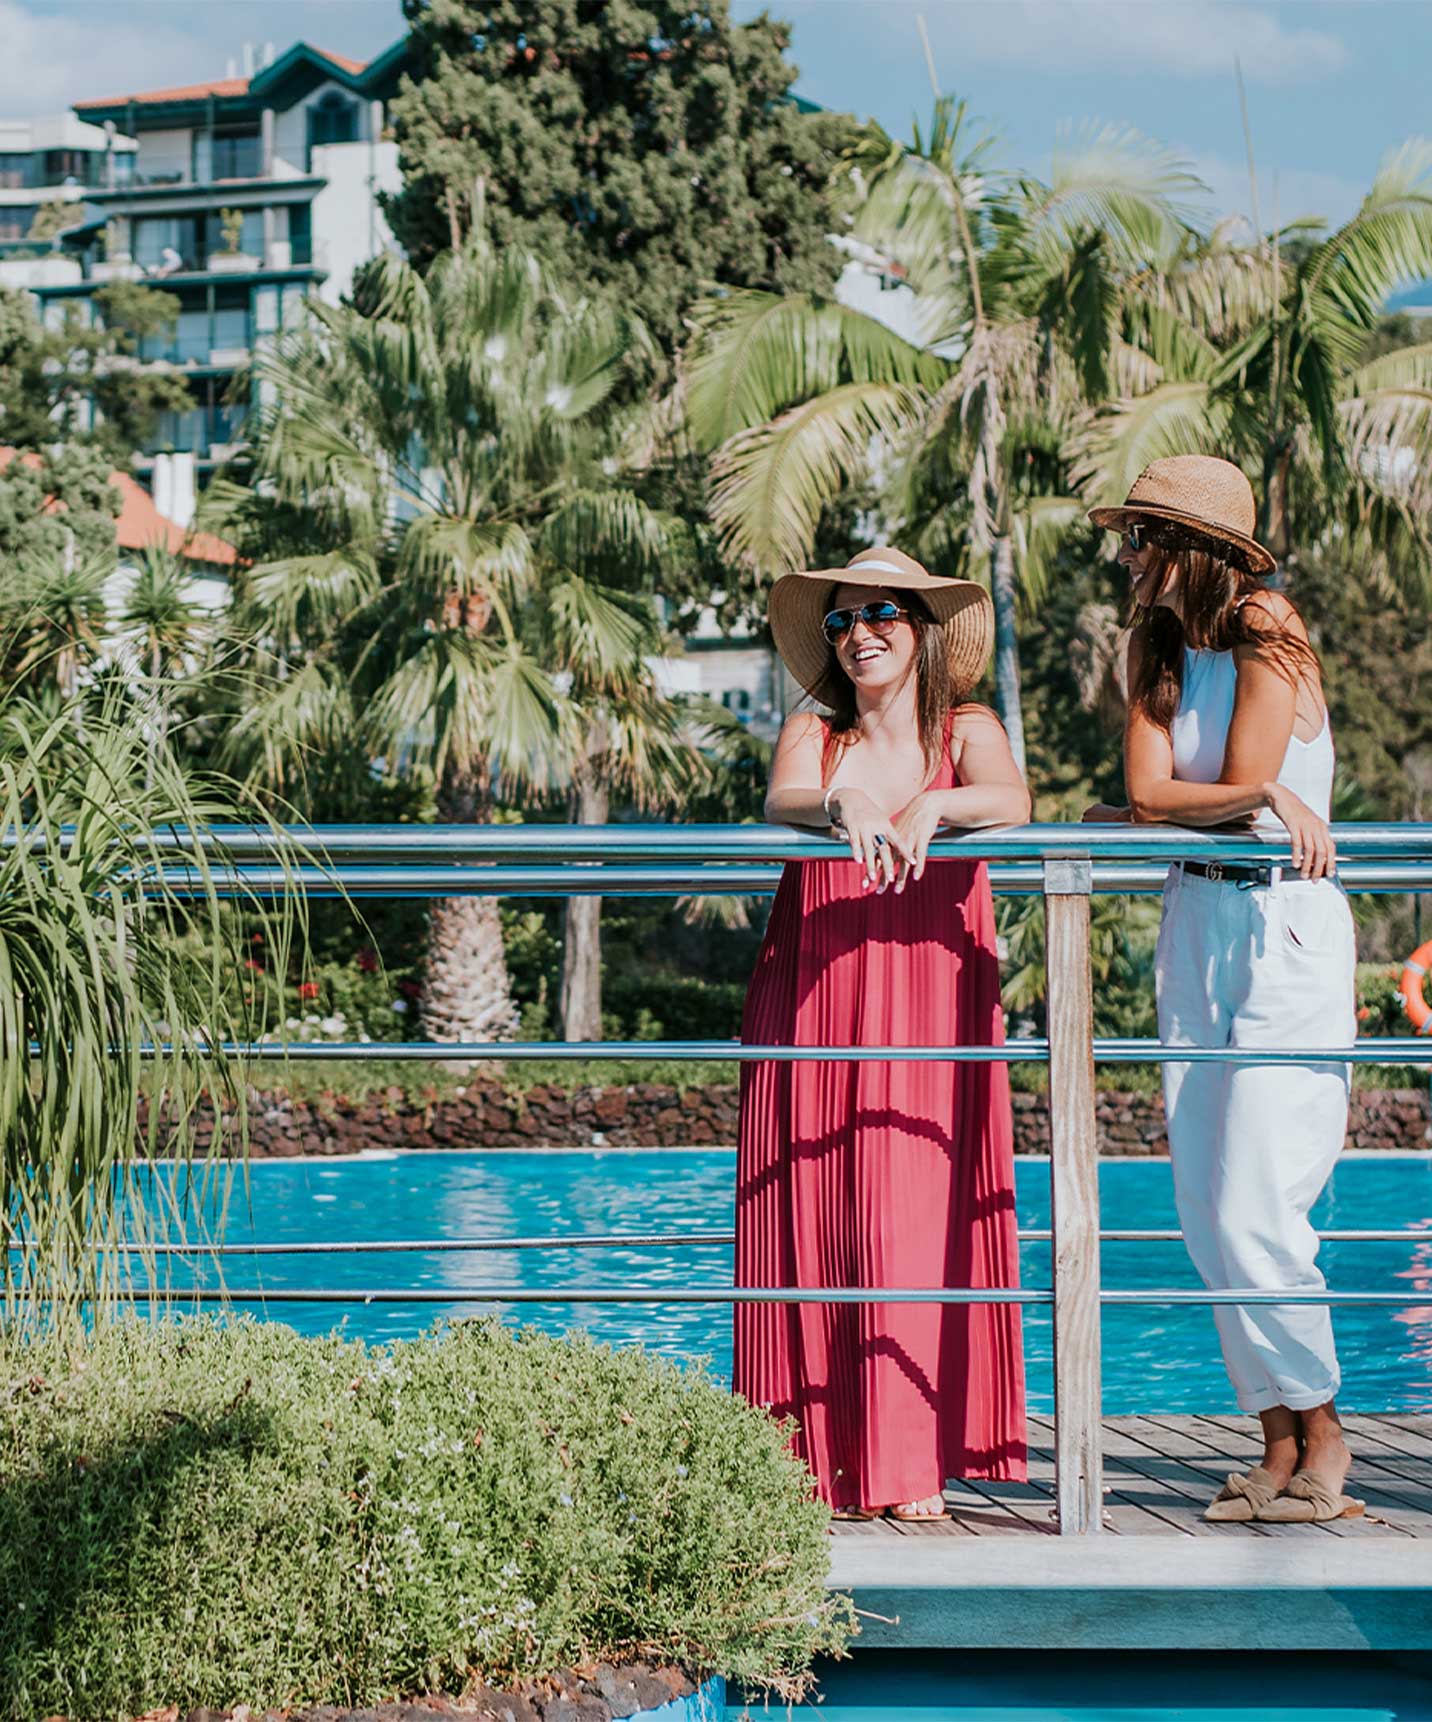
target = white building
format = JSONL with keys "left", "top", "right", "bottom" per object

{"left": 26, "top": 38, "right": 408, "bottom": 475}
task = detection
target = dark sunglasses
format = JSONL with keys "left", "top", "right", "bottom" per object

{"left": 821, "top": 600, "right": 910, "bottom": 643}
{"left": 1124, "top": 523, "right": 1146, "bottom": 553}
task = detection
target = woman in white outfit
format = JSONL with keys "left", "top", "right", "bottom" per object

{"left": 1085, "top": 456, "right": 1361, "bottom": 1525}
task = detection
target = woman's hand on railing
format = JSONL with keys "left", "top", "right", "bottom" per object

{"left": 826, "top": 786, "right": 910, "bottom": 891}
{"left": 889, "top": 791, "right": 952, "bottom": 891}
{"left": 1266, "top": 784, "right": 1337, "bottom": 880}
{"left": 1081, "top": 804, "right": 1133, "bottom": 824}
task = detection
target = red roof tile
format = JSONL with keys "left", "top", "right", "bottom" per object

{"left": 76, "top": 76, "right": 252, "bottom": 110}
{"left": 75, "top": 47, "right": 369, "bottom": 111}
{"left": 0, "top": 448, "right": 237, "bottom": 568}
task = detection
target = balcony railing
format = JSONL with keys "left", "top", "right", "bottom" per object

{"left": 18, "top": 820, "right": 1432, "bottom": 1535}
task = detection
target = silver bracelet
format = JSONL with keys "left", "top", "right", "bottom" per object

{"left": 822, "top": 785, "right": 842, "bottom": 828}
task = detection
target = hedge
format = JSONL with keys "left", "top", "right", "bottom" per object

{"left": 0, "top": 1317, "right": 850, "bottom": 1719}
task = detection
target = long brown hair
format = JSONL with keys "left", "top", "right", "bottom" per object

{"left": 820, "top": 589, "right": 961, "bottom": 780}
{"left": 1127, "top": 542, "right": 1320, "bottom": 730}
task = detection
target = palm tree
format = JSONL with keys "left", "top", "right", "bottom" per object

{"left": 114, "top": 545, "right": 209, "bottom": 773}
{"left": 686, "top": 99, "right": 1200, "bottom": 767}
{"left": 541, "top": 577, "right": 703, "bottom": 1040}
{"left": 0, "top": 548, "right": 110, "bottom": 704}
{"left": 213, "top": 241, "right": 692, "bottom": 1046}
{"left": 1073, "top": 143, "right": 1432, "bottom": 591}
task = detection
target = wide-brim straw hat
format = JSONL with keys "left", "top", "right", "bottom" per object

{"left": 1087, "top": 455, "right": 1275, "bottom": 576}
{"left": 768, "top": 546, "right": 994, "bottom": 709}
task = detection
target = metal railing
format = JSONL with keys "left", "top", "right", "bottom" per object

{"left": 28, "top": 821, "right": 1432, "bottom": 1535}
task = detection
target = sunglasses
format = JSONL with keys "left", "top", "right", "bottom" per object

{"left": 1124, "top": 524, "right": 1146, "bottom": 553}
{"left": 822, "top": 600, "right": 910, "bottom": 643}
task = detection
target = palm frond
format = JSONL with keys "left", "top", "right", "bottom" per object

{"left": 709, "top": 381, "right": 926, "bottom": 574}
{"left": 684, "top": 290, "right": 943, "bottom": 449}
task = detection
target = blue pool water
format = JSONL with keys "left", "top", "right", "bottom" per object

{"left": 132, "top": 1150, "right": 1432, "bottom": 1415}
{"left": 755, "top": 1651, "right": 1432, "bottom": 1721}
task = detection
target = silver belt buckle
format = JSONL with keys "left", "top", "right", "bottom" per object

{"left": 1205, "top": 861, "right": 1224, "bottom": 882}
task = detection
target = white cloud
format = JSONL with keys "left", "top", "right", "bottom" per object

{"left": 926, "top": 1, "right": 1346, "bottom": 84}
{"left": 0, "top": 0, "right": 207, "bottom": 118}
{"left": 1185, "top": 149, "right": 1366, "bottom": 230}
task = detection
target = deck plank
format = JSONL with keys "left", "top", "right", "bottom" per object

{"left": 830, "top": 1417, "right": 1432, "bottom": 1548}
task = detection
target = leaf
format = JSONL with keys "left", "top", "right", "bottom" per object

{"left": 709, "top": 381, "right": 925, "bottom": 575}
{"left": 684, "top": 290, "right": 944, "bottom": 449}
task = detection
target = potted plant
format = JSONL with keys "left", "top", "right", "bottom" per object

{"left": 209, "top": 204, "right": 259, "bottom": 272}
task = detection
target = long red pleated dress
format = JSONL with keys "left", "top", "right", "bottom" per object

{"left": 733, "top": 721, "right": 1027, "bottom": 1511}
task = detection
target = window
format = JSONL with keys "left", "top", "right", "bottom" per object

{"left": 288, "top": 201, "right": 311, "bottom": 265}
{"left": 307, "top": 90, "right": 359, "bottom": 161}
{"left": 0, "top": 207, "right": 34, "bottom": 241}
{"left": 206, "top": 127, "right": 262, "bottom": 182}
{"left": 40, "top": 149, "right": 92, "bottom": 185}
{"left": 0, "top": 153, "right": 32, "bottom": 189}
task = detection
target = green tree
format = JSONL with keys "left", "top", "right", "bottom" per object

{"left": 0, "top": 281, "right": 190, "bottom": 465}
{"left": 385, "top": 0, "right": 857, "bottom": 355}
{"left": 211, "top": 241, "right": 695, "bottom": 1047}
{"left": 1072, "top": 143, "right": 1432, "bottom": 592}
{"left": 0, "top": 441, "right": 121, "bottom": 572}
{"left": 687, "top": 98, "right": 1198, "bottom": 765}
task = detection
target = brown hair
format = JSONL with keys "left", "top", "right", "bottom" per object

{"left": 1128, "top": 541, "right": 1321, "bottom": 730}
{"left": 820, "top": 590, "right": 960, "bottom": 780}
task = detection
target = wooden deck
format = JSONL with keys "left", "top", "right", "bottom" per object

{"left": 827, "top": 1414, "right": 1432, "bottom": 1650}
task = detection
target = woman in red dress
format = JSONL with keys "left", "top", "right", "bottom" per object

{"left": 734, "top": 546, "right": 1029, "bottom": 1521}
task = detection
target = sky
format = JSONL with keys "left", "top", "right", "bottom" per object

{"left": 5, "top": 0, "right": 1429, "bottom": 233}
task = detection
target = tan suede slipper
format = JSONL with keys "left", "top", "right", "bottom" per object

{"left": 1256, "top": 1470, "right": 1366, "bottom": 1524}
{"left": 1204, "top": 1465, "right": 1283, "bottom": 1522}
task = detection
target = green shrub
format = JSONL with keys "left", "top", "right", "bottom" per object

{"left": 0, "top": 1317, "right": 849, "bottom": 1719}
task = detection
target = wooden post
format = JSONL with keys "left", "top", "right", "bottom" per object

{"left": 1043, "top": 857, "right": 1103, "bottom": 1535}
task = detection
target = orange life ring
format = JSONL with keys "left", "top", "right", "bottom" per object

{"left": 1399, "top": 941, "right": 1432, "bottom": 1033}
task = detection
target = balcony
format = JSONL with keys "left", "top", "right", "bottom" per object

{"left": 146, "top": 400, "right": 248, "bottom": 462}
{"left": 93, "top": 134, "right": 270, "bottom": 194}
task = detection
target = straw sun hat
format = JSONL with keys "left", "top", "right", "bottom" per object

{"left": 768, "top": 547, "right": 994, "bottom": 710}
{"left": 1087, "top": 455, "right": 1275, "bottom": 576}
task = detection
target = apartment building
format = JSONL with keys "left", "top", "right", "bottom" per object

{"left": 0, "top": 114, "right": 136, "bottom": 289}
{"left": 27, "top": 38, "right": 409, "bottom": 473}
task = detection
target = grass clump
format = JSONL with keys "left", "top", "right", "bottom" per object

{"left": 0, "top": 1317, "right": 850, "bottom": 1720}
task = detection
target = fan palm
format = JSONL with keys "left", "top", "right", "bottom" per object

{"left": 213, "top": 241, "right": 693, "bottom": 1045}
{"left": 114, "top": 545, "right": 210, "bottom": 771}
{"left": 1074, "top": 141, "right": 1432, "bottom": 595}
{"left": 686, "top": 99, "right": 1201, "bottom": 767}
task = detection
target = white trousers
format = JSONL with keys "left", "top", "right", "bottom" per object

{"left": 1155, "top": 868, "right": 1357, "bottom": 1413}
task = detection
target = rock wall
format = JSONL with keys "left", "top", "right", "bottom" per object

{"left": 169, "top": 1081, "right": 1430, "bottom": 1158}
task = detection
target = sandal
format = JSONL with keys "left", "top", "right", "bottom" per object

{"left": 829, "top": 1506, "right": 879, "bottom": 1522}
{"left": 886, "top": 1495, "right": 949, "bottom": 1524}
{"left": 1256, "top": 1470, "right": 1365, "bottom": 1524}
{"left": 1203, "top": 1464, "right": 1283, "bottom": 1522}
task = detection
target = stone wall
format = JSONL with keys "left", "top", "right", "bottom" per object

{"left": 174, "top": 1081, "right": 1430, "bottom": 1158}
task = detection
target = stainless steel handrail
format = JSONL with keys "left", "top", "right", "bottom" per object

{"left": 34, "top": 819, "right": 1432, "bottom": 863}
{"left": 15, "top": 1228, "right": 1428, "bottom": 1255}
{"left": 24, "top": 818, "right": 1432, "bottom": 1540}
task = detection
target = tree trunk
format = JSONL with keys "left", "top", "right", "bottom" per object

{"left": 559, "top": 773, "right": 609, "bottom": 1043}
{"left": 1259, "top": 438, "right": 1293, "bottom": 581}
{"left": 419, "top": 771, "right": 519, "bottom": 1047}
{"left": 989, "top": 533, "right": 1026, "bottom": 774}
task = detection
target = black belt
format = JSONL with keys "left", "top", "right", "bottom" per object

{"left": 1179, "top": 860, "right": 1277, "bottom": 886}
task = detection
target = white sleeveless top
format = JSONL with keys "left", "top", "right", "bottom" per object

{"left": 1170, "top": 647, "right": 1335, "bottom": 837}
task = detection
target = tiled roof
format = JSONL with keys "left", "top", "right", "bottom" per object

{"left": 76, "top": 76, "right": 252, "bottom": 110}
{"left": 75, "top": 47, "right": 369, "bottom": 111}
{"left": 0, "top": 448, "right": 238, "bottom": 567}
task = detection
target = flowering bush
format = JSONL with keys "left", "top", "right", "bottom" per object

{"left": 0, "top": 1318, "right": 849, "bottom": 1716}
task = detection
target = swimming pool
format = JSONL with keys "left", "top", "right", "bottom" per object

{"left": 132, "top": 1150, "right": 1432, "bottom": 1415}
